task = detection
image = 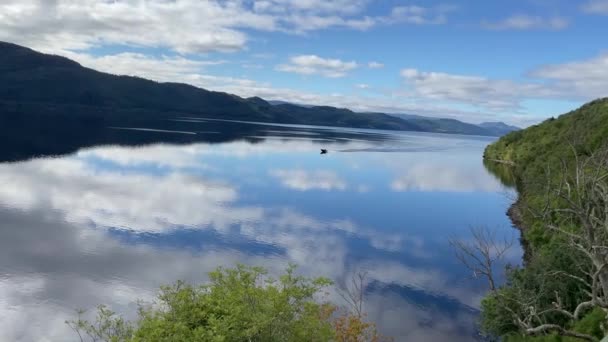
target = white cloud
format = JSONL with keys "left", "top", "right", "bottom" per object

{"left": 529, "top": 52, "right": 608, "bottom": 99}
{"left": 252, "top": 0, "right": 370, "bottom": 16}
{"left": 368, "top": 61, "right": 384, "bottom": 69}
{"left": 64, "top": 51, "right": 224, "bottom": 80}
{"left": 0, "top": 157, "right": 263, "bottom": 233}
{"left": 79, "top": 144, "right": 214, "bottom": 169}
{"left": 254, "top": 1, "right": 451, "bottom": 32}
{"left": 386, "top": 5, "right": 454, "bottom": 25}
{"left": 397, "top": 55, "right": 608, "bottom": 118}
{"left": 0, "top": 0, "right": 273, "bottom": 54}
{"left": 277, "top": 55, "right": 358, "bottom": 78}
{"left": 280, "top": 4, "right": 453, "bottom": 31}
{"left": 356, "top": 83, "right": 371, "bottom": 89}
{"left": 281, "top": 14, "right": 377, "bottom": 31}
{"left": 482, "top": 14, "right": 569, "bottom": 30}
{"left": 0, "top": 0, "right": 450, "bottom": 54}
{"left": 391, "top": 162, "right": 504, "bottom": 192}
{"left": 270, "top": 169, "right": 347, "bottom": 191}
{"left": 582, "top": 0, "right": 608, "bottom": 14}
{"left": 399, "top": 68, "right": 557, "bottom": 111}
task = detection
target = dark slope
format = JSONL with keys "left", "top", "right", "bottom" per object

{"left": 0, "top": 41, "right": 419, "bottom": 130}
{"left": 407, "top": 117, "right": 491, "bottom": 136}
{"left": 0, "top": 41, "right": 519, "bottom": 136}
{"left": 0, "top": 41, "right": 269, "bottom": 120}
{"left": 268, "top": 104, "right": 422, "bottom": 131}
{"left": 389, "top": 113, "right": 520, "bottom": 136}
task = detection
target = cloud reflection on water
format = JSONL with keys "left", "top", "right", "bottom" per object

{"left": 0, "top": 131, "right": 513, "bottom": 341}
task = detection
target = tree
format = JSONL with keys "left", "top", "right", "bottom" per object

{"left": 334, "top": 272, "right": 391, "bottom": 342}
{"left": 68, "top": 265, "right": 388, "bottom": 342}
{"left": 449, "top": 226, "right": 515, "bottom": 292}
{"left": 67, "top": 305, "right": 134, "bottom": 342}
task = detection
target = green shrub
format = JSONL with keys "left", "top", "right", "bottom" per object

{"left": 68, "top": 265, "right": 387, "bottom": 342}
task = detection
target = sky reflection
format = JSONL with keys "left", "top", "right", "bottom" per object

{"left": 0, "top": 128, "right": 519, "bottom": 341}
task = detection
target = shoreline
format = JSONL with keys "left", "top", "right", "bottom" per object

{"left": 483, "top": 156, "right": 532, "bottom": 264}
{"left": 485, "top": 158, "right": 516, "bottom": 166}
{"left": 506, "top": 195, "right": 532, "bottom": 264}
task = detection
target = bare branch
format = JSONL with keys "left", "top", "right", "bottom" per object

{"left": 526, "top": 324, "right": 598, "bottom": 342}
{"left": 338, "top": 271, "right": 369, "bottom": 318}
{"left": 450, "top": 226, "right": 515, "bottom": 292}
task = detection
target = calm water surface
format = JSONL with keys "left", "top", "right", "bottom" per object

{"left": 0, "top": 122, "right": 519, "bottom": 341}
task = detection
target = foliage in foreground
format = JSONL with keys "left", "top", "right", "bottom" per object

{"left": 67, "top": 265, "right": 388, "bottom": 342}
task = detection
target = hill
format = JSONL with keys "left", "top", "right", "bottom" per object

{"left": 389, "top": 113, "right": 519, "bottom": 136}
{"left": 0, "top": 41, "right": 516, "bottom": 137}
{"left": 0, "top": 41, "right": 419, "bottom": 131}
{"left": 480, "top": 98, "right": 608, "bottom": 341}
{"left": 407, "top": 117, "right": 492, "bottom": 136}
{"left": 484, "top": 98, "right": 608, "bottom": 181}
{"left": 0, "top": 41, "right": 271, "bottom": 120}
{"left": 478, "top": 121, "right": 520, "bottom": 136}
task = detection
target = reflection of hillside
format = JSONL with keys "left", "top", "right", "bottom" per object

{"left": 365, "top": 281, "right": 479, "bottom": 341}
{"left": 0, "top": 108, "right": 398, "bottom": 163}
{"left": 483, "top": 158, "right": 517, "bottom": 188}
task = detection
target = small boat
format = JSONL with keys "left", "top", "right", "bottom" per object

{"left": 320, "top": 149, "right": 328, "bottom": 154}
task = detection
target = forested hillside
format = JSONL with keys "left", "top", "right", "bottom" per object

{"left": 481, "top": 98, "right": 608, "bottom": 341}
{"left": 0, "top": 41, "right": 418, "bottom": 131}
{"left": 485, "top": 98, "right": 608, "bottom": 183}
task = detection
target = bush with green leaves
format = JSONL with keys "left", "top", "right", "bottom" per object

{"left": 68, "top": 265, "right": 387, "bottom": 342}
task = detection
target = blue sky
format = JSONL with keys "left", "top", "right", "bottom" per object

{"left": 1, "top": 0, "right": 607, "bottom": 126}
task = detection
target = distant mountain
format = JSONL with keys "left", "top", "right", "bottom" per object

{"left": 267, "top": 100, "right": 314, "bottom": 108}
{"left": 268, "top": 104, "right": 520, "bottom": 137}
{"left": 478, "top": 121, "right": 520, "bottom": 136}
{"left": 389, "top": 114, "right": 520, "bottom": 136}
{"left": 0, "top": 41, "right": 426, "bottom": 132}
{"left": 0, "top": 41, "right": 516, "bottom": 139}
{"left": 385, "top": 113, "right": 439, "bottom": 121}
{"left": 0, "top": 42, "right": 271, "bottom": 119}
{"left": 404, "top": 117, "right": 490, "bottom": 136}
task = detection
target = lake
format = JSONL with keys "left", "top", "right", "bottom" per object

{"left": 0, "top": 120, "right": 519, "bottom": 341}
